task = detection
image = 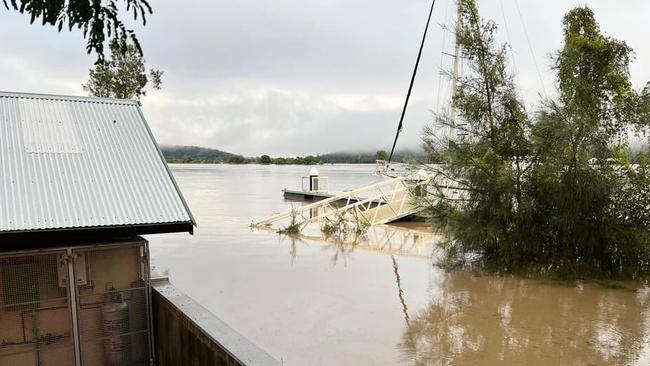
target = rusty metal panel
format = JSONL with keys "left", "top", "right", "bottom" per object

{"left": 0, "top": 251, "right": 76, "bottom": 366}
{"left": 0, "top": 91, "right": 194, "bottom": 233}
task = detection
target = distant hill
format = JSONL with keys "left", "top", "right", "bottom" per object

{"left": 161, "top": 145, "right": 235, "bottom": 163}
{"left": 160, "top": 145, "right": 426, "bottom": 164}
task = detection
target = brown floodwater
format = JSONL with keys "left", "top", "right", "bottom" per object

{"left": 146, "top": 164, "right": 650, "bottom": 365}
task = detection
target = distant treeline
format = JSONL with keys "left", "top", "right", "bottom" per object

{"left": 317, "top": 151, "right": 424, "bottom": 164}
{"left": 161, "top": 145, "right": 425, "bottom": 165}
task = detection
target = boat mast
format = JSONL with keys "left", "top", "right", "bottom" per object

{"left": 387, "top": 0, "right": 437, "bottom": 165}
{"left": 449, "top": 2, "right": 461, "bottom": 145}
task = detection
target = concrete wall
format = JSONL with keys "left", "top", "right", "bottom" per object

{"left": 151, "top": 281, "right": 281, "bottom": 366}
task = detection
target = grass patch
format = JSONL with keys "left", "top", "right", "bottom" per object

{"left": 277, "top": 209, "right": 305, "bottom": 235}
{"left": 320, "top": 209, "right": 370, "bottom": 240}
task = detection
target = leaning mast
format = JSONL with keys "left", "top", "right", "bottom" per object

{"left": 449, "top": 1, "right": 462, "bottom": 145}
{"left": 386, "top": 0, "right": 437, "bottom": 167}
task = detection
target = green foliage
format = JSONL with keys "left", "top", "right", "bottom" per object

{"left": 294, "top": 155, "right": 318, "bottom": 165}
{"left": 353, "top": 218, "right": 370, "bottom": 236}
{"left": 321, "top": 221, "right": 336, "bottom": 236}
{"left": 526, "top": 7, "right": 650, "bottom": 276}
{"left": 162, "top": 147, "right": 327, "bottom": 165}
{"left": 278, "top": 209, "right": 304, "bottom": 235}
{"left": 83, "top": 41, "right": 162, "bottom": 105}
{"left": 162, "top": 145, "right": 234, "bottom": 164}
{"left": 375, "top": 150, "right": 388, "bottom": 161}
{"left": 317, "top": 151, "right": 423, "bottom": 164}
{"left": 423, "top": 1, "right": 650, "bottom": 277}
{"left": 3, "top": 0, "right": 152, "bottom": 61}
{"left": 270, "top": 155, "right": 321, "bottom": 165}
{"left": 226, "top": 155, "right": 247, "bottom": 164}
{"left": 259, "top": 155, "right": 272, "bottom": 164}
{"left": 320, "top": 210, "right": 370, "bottom": 241}
{"left": 162, "top": 146, "right": 424, "bottom": 165}
{"left": 423, "top": 0, "right": 532, "bottom": 271}
{"left": 277, "top": 223, "right": 301, "bottom": 235}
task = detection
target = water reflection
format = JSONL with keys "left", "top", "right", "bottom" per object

{"left": 399, "top": 272, "right": 650, "bottom": 366}
{"left": 282, "top": 222, "right": 444, "bottom": 264}
{"left": 393, "top": 254, "right": 411, "bottom": 327}
{"left": 276, "top": 219, "right": 650, "bottom": 366}
{"left": 151, "top": 165, "right": 650, "bottom": 365}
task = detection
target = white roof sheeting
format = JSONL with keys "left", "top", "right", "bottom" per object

{"left": 0, "top": 91, "right": 194, "bottom": 233}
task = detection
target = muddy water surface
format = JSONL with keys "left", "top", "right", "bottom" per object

{"left": 147, "top": 164, "right": 649, "bottom": 365}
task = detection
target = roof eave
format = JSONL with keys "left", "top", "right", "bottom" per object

{"left": 134, "top": 105, "right": 197, "bottom": 226}
{"left": 0, "top": 222, "right": 194, "bottom": 250}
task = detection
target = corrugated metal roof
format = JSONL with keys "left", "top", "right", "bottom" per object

{"left": 0, "top": 91, "right": 194, "bottom": 233}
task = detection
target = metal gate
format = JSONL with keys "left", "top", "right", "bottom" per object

{"left": 73, "top": 244, "right": 152, "bottom": 366}
{"left": 0, "top": 250, "right": 75, "bottom": 366}
{"left": 0, "top": 241, "right": 152, "bottom": 366}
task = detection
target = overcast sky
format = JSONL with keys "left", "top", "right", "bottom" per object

{"left": 2, "top": 0, "right": 650, "bottom": 156}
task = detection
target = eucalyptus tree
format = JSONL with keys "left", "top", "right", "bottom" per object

{"left": 83, "top": 41, "right": 162, "bottom": 105}
{"left": 3, "top": 0, "right": 152, "bottom": 61}
{"left": 422, "top": 2, "right": 650, "bottom": 276}
{"left": 529, "top": 7, "right": 650, "bottom": 275}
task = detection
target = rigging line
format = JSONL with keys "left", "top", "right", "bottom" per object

{"left": 388, "top": 0, "right": 437, "bottom": 164}
{"left": 514, "top": 0, "right": 548, "bottom": 97}
{"left": 499, "top": 0, "right": 518, "bottom": 75}
{"left": 435, "top": 0, "right": 452, "bottom": 112}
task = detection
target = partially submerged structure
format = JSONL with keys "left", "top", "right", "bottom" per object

{"left": 0, "top": 92, "right": 279, "bottom": 366}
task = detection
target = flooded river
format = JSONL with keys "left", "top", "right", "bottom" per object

{"left": 147, "top": 164, "right": 650, "bottom": 365}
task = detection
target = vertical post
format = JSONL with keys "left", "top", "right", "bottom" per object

{"left": 66, "top": 248, "right": 83, "bottom": 366}
{"left": 142, "top": 241, "right": 156, "bottom": 366}
{"left": 449, "top": 1, "right": 462, "bottom": 145}
{"left": 309, "top": 167, "right": 319, "bottom": 192}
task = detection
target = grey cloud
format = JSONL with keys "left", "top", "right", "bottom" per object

{"left": 142, "top": 87, "right": 433, "bottom": 156}
{"left": 2, "top": 0, "right": 650, "bottom": 156}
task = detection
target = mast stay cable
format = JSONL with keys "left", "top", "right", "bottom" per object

{"left": 514, "top": 0, "right": 547, "bottom": 97}
{"left": 387, "top": 0, "right": 437, "bottom": 164}
{"left": 499, "top": 0, "right": 518, "bottom": 75}
{"left": 435, "top": 0, "right": 452, "bottom": 112}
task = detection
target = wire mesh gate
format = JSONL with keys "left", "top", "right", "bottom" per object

{"left": 0, "top": 250, "right": 75, "bottom": 365}
{"left": 0, "top": 241, "right": 153, "bottom": 366}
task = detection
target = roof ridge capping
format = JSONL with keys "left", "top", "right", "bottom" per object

{"left": 0, "top": 90, "right": 139, "bottom": 105}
